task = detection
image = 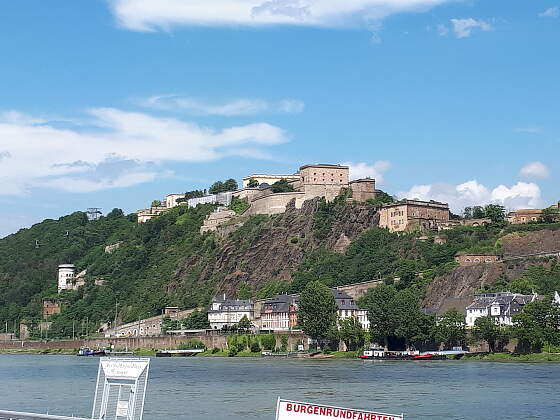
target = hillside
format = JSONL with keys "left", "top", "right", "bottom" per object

{"left": 1, "top": 197, "right": 560, "bottom": 338}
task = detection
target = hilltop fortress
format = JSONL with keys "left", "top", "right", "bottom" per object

{"left": 238, "top": 164, "right": 378, "bottom": 215}
{"left": 138, "top": 163, "right": 380, "bottom": 223}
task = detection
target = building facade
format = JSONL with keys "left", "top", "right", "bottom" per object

{"left": 208, "top": 296, "right": 254, "bottom": 330}
{"left": 242, "top": 163, "right": 378, "bottom": 216}
{"left": 331, "top": 289, "right": 370, "bottom": 330}
{"left": 136, "top": 206, "right": 167, "bottom": 223}
{"left": 260, "top": 294, "right": 299, "bottom": 331}
{"left": 165, "top": 193, "right": 185, "bottom": 209}
{"left": 507, "top": 209, "right": 543, "bottom": 224}
{"left": 348, "top": 178, "right": 377, "bottom": 202}
{"left": 455, "top": 254, "right": 501, "bottom": 266}
{"left": 42, "top": 298, "right": 61, "bottom": 319}
{"left": 465, "top": 292, "right": 537, "bottom": 327}
{"left": 379, "top": 200, "right": 450, "bottom": 233}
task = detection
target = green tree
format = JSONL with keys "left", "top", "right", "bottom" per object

{"left": 366, "top": 191, "right": 394, "bottom": 207}
{"left": 182, "top": 310, "right": 210, "bottom": 329}
{"left": 260, "top": 334, "right": 276, "bottom": 350}
{"left": 209, "top": 179, "right": 238, "bottom": 194}
{"left": 512, "top": 299, "right": 560, "bottom": 352}
{"left": 540, "top": 207, "right": 560, "bottom": 224}
{"left": 361, "top": 284, "right": 398, "bottom": 349}
{"left": 161, "top": 315, "right": 174, "bottom": 334}
{"left": 237, "top": 315, "right": 252, "bottom": 331}
{"left": 508, "top": 277, "right": 538, "bottom": 295}
{"left": 151, "top": 200, "right": 162, "bottom": 207}
{"left": 434, "top": 309, "right": 466, "bottom": 349}
{"left": 236, "top": 283, "right": 252, "bottom": 299}
{"left": 484, "top": 204, "right": 506, "bottom": 223}
{"left": 208, "top": 181, "right": 224, "bottom": 194}
{"left": 270, "top": 179, "right": 295, "bottom": 193}
{"left": 298, "top": 281, "right": 338, "bottom": 345}
{"left": 177, "top": 190, "right": 206, "bottom": 203}
{"left": 392, "top": 289, "right": 428, "bottom": 349}
{"left": 472, "top": 316, "right": 506, "bottom": 352}
{"left": 462, "top": 207, "right": 473, "bottom": 219}
{"left": 247, "top": 178, "right": 259, "bottom": 188}
{"left": 223, "top": 178, "right": 238, "bottom": 192}
{"left": 472, "top": 206, "right": 485, "bottom": 219}
{"left": 338, "top": 317, "right": 365, "bottom": 351}
{"left": 107, "top": 208, "right": 124, "bottom": 218}
{"left": 229, "top": 197, "right": 250, "bottom": 214}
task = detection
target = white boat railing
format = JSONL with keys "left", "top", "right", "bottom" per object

{"left": 0, "top": 410, "right": 92, "bottom": 420}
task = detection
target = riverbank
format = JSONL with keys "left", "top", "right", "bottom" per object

{"left": 461, "top": 352, "right": 560, "bottom": 362}
{"left": 3, "top": 348, "right": 560, "bottom": 362}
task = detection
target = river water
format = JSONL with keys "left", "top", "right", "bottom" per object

{"left": 0, "top": 354, "right": 559, "bottom": 419}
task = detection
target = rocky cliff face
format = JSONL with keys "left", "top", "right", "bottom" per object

{"left": 171, "top": 198, "right": 379, "bottom": 296}
{"left": 501, "top": 229, "right": 560, "bottom": 257}
{"left": 423, "top": 228, "right": 560, "bottom": 312}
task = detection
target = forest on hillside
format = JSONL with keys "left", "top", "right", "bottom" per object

{"left": 1, "top": 195, "right": 560, "bottom": 339}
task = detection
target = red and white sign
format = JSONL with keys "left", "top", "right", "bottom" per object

{"left": 276, "top": 399, "right": 403, "bottom": 420}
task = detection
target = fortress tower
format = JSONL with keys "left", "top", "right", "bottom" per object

{"left": 57, "top": 264, "right": 76, "bottom": 293}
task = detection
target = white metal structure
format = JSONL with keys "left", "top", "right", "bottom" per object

{"left": 92, "top": 358, "right": 150, "bottom": 420}
{"left": 0, "top": 411, "right": 91, "bottom": 420}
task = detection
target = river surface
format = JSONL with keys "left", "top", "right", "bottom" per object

{"left": 0, "top": 354, "right": 559, "bottom": 419}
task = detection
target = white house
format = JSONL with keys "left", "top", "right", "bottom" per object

{"left": 465, "top": 292, "right": 537, "bottom": 327}
{"left": 331, "top": 289, "right": 370, "bottom": 330}
{"left": 208, "top": 295, "right": 254, "bottom": 329}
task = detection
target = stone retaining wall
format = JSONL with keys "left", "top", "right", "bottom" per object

{"left": 0, "top": 332, "right": 308, "bottom": 351}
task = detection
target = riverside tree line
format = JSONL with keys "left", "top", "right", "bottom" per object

{"left": 297, "top": 281, "right": 560, "bottom": 353}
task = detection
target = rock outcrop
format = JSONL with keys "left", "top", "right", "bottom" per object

{"left": 501, "top": 229, "right": 560, "bottom": 257}
{"left": 172, "top": 198, "right": 379, "bottom": 296}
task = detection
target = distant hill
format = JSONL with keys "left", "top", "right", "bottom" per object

{"left": 1, "top": 197, "right": 559, "bottom": 339}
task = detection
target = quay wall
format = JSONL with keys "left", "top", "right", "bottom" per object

{"left": 0, "top": 332, "right": 307, "bottom": 351}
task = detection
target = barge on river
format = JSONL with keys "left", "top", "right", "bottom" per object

{"left": 359, "top": 348, "right": 448, "bottom": 360}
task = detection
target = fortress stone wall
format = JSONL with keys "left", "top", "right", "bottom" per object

{"left": 246, "top": 191, "right": 307, "bottom": 215}
{"left": 240, "top": 164, "right": 378, "bottom": 216}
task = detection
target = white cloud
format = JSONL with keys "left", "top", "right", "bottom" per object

{"left": 344, "top": 160, "right": 390, "bottom": 184}
{"left": 519, "top": 161, "right": 550, "bottom": 179}
{"left": 108, "top": 0, "right": 454, "bottom": 31}
{"left": 539, "top": 7, "right": 559, "bottom": 18}
{"left": 436, "top": 23, "right": 449, "bottom": 36}
{"left": 0, "top": 108, "right": 288, "bottom": 195}
{"left": 398, "top": 180, "right": 542, "bottom": 213}
{"left": 450, "top": 18, "right": 492, "bottom": 38}
{"left": 138, "top": 95, "right": 304, "bottom": 116}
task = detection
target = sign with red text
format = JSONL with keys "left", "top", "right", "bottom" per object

{"left": 276, "top": 399, "right": 403, "bottom": 420}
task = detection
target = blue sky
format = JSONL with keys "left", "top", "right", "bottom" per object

{"left": 1, "top": 0, "right": 559, "bottom": 237}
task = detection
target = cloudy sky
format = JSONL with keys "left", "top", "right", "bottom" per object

{"left": 1, "top": 1, "right": 559, "bottom": 237}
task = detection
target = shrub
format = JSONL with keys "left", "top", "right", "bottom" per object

{"left": 211, "top": 347, "right": 220, "bottom": 354}
{"left": 260, "top": 334, "right": 276, "bottom": 350}
{"left": 280, "top": 335, "right": 289, "bottom": 352}
{"left": 250, "top": 341, "right": 261, "bottom": 353}
{"left": 177, "top": 339, "right": 206, "bottom": 350}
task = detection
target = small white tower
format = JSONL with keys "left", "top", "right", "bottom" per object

{"left": 58, "top": 264, "right": 76, "bottom": 293}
